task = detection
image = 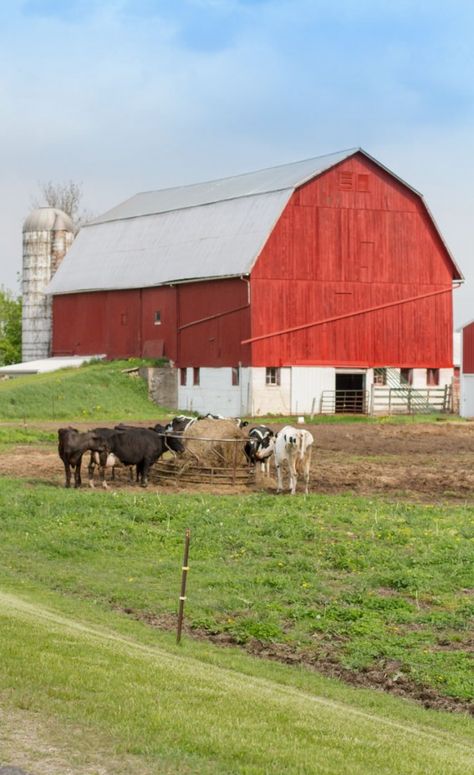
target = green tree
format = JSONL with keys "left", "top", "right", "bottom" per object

{"left": 0, "top": 288, "right": 22, "bottom": 365}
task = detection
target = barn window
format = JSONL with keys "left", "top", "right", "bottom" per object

{"left": 373, "top": 368, "right": 387, "bottom": 386}
{"left": 265, "top": 367, "right": 281, "bottom": 386}
{"left": 180, "top": 368, "right": 187, "bottom": 386}
{"left": 427, "top": 368, "right": 439, "bottom": 386}
{"left": 232, "top": 367, "right": 240, "bottom": 386}
{"left": 357, "top": 174, "right": 370, "bottom": 192}
{"left": 339, "top": 171, "right": 353, "bottom": 191}
{"left": 154, "top": 310, "right": 161, "bottom": 325}
{"left": 400, "top": 368, "right": 413, "bottom": 386}
{"left": 193, "top": 367, "right": 200, "bottom": 386}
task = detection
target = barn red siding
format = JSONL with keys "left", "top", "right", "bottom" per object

{"left": 463, "top": 322, "right": 474, "bottom": 374}
{"left": 177, "top": 279, "right": 251, "bottom": 367}
{"left": 249, "top": 153, "right": 455, "bottom": 367}
{"left": 52, "top": 278, "right": 251, "bottom": 366}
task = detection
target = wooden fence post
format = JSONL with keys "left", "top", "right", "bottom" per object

{"left": 176, "top": 528, "right": 191, "bottom": 645}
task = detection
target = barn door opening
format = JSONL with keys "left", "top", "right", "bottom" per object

{"left": 335, "top": 372, "right": 366, "bottom": 413}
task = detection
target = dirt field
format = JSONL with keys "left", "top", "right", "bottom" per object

{"left": 1, "top": 420, "right": 473, "bottom": 500}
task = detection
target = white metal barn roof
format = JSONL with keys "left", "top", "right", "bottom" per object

{"left": 46, "top": 148, "right": 461, "bottom": 295}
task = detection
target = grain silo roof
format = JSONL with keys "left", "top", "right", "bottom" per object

{"left": 46, "top": 148, "right": 462, "bottom": 295}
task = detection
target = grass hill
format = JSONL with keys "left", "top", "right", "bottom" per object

{"left": 0, "top": 359, "right": 168, "bottom": 422}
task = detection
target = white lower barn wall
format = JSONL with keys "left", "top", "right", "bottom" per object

{"left": 178, "top": 368, "right": 247, "bottom": 416}
{"left": 178, "top": 366, "right": 336, "bottom": 416}
{"left": 176, "top": 365, "right": 455, "bottom": 417}
{"left": 250, "top": 368, "right": 291, "bottom": 415}
{"left": 460, "top": 374, "right": 474, "bottom": 418}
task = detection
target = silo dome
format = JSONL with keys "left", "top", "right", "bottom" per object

{"left": 23, "top": 207, "right": 74, "bottom": 234}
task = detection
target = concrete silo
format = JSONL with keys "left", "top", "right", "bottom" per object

{"left": 22, "top": 207, "right": 74, "bottom": 361}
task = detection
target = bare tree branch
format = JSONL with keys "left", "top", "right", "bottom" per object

{"left": 31, "top": 180, "right": 94, "bottom": 233}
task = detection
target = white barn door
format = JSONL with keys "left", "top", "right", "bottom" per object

{"left": 290, "top": 367, "right": 335, "bottom": 414}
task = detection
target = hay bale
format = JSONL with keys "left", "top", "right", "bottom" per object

{"left": 182, "top": 419, "right": 247, "bottom": 467}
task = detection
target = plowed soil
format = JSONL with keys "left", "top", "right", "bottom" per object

{"left": 1, "top": 420, "right": 473, "bottom": 500}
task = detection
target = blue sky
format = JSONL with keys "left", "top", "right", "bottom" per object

{"left": 1, "top": 0, "right": 473, "bottom": 325}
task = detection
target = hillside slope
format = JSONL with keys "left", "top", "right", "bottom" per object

{"left": 0, "top": 360, "right": 168, "bottom": 421}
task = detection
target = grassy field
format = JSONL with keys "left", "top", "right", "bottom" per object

{"left": 0, "top": 480, "right": 472, "bottom": 773}
{"left": 0, "top": 359, "right": 168, "bottom": 421}
{"left": 0, "top": 480, "right": 472, "bottom": 707}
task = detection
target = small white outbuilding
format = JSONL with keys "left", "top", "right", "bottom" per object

{"left": 460, "top": 319, "right": 474, "bottom": 418}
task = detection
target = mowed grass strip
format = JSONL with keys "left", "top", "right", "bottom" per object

{"left": 0, "top": 590, "right": 472, "bottom": 775}
{"left": 0, "top": 480, "right": 472, "bottom": 703}
{"left": 0, "top": 359, "right": 167, "bottom": 421}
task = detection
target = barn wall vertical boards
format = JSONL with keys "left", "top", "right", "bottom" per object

{"left": 52, "top": 277, "right": 251, "bottom": 365}
{"left": 249, "top": 152, "right": 455, "bottom": 369}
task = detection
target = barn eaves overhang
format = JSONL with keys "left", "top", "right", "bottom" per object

{"left": 45, "top": 147, "right": 463, "bottom": 296}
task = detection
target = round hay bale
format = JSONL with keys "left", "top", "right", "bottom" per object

{"left": 183, "top": 418, "right": 247, "bottom": 467}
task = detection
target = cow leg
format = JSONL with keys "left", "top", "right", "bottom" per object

{"left": 64, "top": 461, "right": 72, "bottom": 488}
{"left": 275, "top": 463, "right": 283, "bottom": 493}
{"left": 88, "top": 452, "right": 96, "bottom": 489}
{"left": 289, "top": 454, "right": 297, "bottom": 495}
{"left": 74, "top": 456, "right": 83, "bottom": 488}
{"left": 98, "top": 450, "right": 109, "bottom": 490}
{"left": 140, "top": 459, "right": 151, "bottom": 488}
{"left": 135, "top": 460, "right": 145, "bottom": 487}
{"left": 304, "top": 449, "right": 312, "bottom": 494}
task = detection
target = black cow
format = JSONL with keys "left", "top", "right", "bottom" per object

{"left": 94, "top": 426, "right": 184, "bottom": 488}
{"left": 58, "top": 427, "right": 107, "bottom": 489}
{"left": 244, "top": 425, "right": 275, "bottom": 474}
{"left": 88, "top": 427, "right": 135, "bottom": 487}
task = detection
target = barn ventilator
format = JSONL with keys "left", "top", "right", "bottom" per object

{"left": 155, "top": 432, "right": 255, "bottom": 487}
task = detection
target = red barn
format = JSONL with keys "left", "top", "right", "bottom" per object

{"left": 47, "top": 149, "right": 463, "bottom": 415}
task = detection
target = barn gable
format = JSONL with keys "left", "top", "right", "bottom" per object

{"left": 248, "top": 152, "right": 461, "bottom": 368}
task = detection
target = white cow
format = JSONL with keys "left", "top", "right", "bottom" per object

{"left": 274, "top": 425, "right": 314, "bottom": 495}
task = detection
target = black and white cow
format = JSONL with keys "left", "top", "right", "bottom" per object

{"left": 244, "top": 425, "right": 275, "bottom": 475}
{"left": 274, "top": 426, "right": 314, "bottom": 495}
{"left": 163, "top": 415, "right": 197, "bottom": 435}
{"left": 198, "top": 413, "right": 248, "bottom": 428}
